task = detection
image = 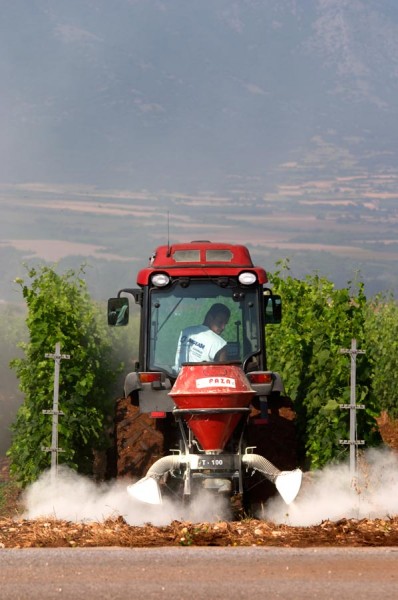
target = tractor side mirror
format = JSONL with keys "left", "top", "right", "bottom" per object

{"left": 264, "top": 294, "right": 282, "bottom": 324}
{"left": 108, "top": 297, "right": 129, "bottom": 326}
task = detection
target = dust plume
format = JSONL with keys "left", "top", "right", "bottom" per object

{"left": 22, "top": 466, "right": 229, "bottom": 525}
{"left": 263, "top": 448, "right": 398, "bottom": 526}
{"left": 23, "top": 448, "right": 398, "bottom": 526}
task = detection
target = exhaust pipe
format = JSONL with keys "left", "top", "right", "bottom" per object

{"left": 242, "top": 453, "right": 302, "bottom": 505}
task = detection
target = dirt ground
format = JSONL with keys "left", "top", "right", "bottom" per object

{"left": 2, "top": 514, "right": 398, "bottom": 549}
{"left": 1, "top": 410, "right": 398, "bottom": 549}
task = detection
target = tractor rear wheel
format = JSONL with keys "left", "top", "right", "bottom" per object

{"left": 113, "top": 396, "right": 180, "bottom": 480}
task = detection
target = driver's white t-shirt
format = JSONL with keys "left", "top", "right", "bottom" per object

{"left": 174, "top": 325, "right": 227, "bottom": 371}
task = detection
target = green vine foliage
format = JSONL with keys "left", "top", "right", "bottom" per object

{"left": 364, "top": 294, "right": 398, "bottom": 419}
{"left": 267, "top": 262, "right": 381, "bottom": 470}
{"left": 8, "top": 265, "right": 122, "bottom": 485}
{"left": 0, "top": 304, "right": 27, "bottom": 454}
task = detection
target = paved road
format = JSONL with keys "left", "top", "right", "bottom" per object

{"left": 1, "top": 547, "right": 398, "bottom": 599}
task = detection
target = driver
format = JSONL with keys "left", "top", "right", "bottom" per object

{"left": 173, "top": 303, "right": 231, "bottom": 372}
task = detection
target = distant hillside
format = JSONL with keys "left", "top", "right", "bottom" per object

{"left": 1, "top": 188, "right": 398, "bottom": 302}
{"left": 1, "top": 0, "right": 398, "bottom": 192}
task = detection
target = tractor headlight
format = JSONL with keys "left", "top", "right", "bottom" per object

{"left": 151, "top": 273, "right": 170, "bottom": 287}
{"left": 238, "top": 272, "right": 257, "bottom": 285}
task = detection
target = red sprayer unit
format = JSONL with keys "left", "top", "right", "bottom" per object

{"left": 108, "top": 241, "right": 302, "bottom": 513}
{"left": 170, "top": 363, "right": 255, "bottom": 452}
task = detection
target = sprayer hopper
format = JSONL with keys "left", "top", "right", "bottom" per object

{"left": 169, "top": 363, "right": 255, "bottom": 452}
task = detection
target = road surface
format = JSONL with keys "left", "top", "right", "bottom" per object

{"left": 1, "top": 547, "right": 397, "bottom": 599}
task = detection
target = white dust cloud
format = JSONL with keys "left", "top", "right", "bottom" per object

{"left": 22, "top": 465, "right": 229, "bottom": 525}
{"left": 22, "top": 448, "right": 398, "bottom": 526}
{"left": 263, "top": 447, "right": 398, "bottom": 525}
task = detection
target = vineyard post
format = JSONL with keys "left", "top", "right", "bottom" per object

{"left": 339, "top": 338, "right": 365, "bottom": 476}
{"left": 42, "top": 342, "right": 70, "bottom": 482}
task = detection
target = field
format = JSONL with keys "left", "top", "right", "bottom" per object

{"left": 2, "top": 431, "right": 398, "bottom": 549}
{"left": 2, "top": 183, "right": 398, "bottom": 548}
{"left": 2, "top": 514, "right": 398, "bottom": 549}
{"left": 2, "top": 179, "right": 398, "bottom": 302}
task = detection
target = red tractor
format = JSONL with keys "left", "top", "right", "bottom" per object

{"left": 108, "top": 241, "right": 301, "bottom": 515}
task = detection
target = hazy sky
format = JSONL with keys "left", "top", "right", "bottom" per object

{"left": 2, "top": 0, "right": 398, "bottom": 194}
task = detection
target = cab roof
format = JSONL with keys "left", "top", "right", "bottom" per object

{"left": 136, "top": 241, "right": 268, "bottom": 285}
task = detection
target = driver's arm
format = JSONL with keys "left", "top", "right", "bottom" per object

{"left": 214, "top": 346, "right": 228, "bottom": 362}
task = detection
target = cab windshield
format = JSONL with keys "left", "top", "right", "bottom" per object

{"left": 148, "top": 280, "right": 261, "bottom": 378}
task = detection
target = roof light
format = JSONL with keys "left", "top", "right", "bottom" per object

{"left": 151, "top": 273, "right": 170, "bottom": 287}
{"left": 238, "top": 272, "right": 257, "bottom": 285}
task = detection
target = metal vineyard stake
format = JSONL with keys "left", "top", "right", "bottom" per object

{"left": 42, "top": 342, "right": 70, "bottom": 482}
{"left": 339, "top": 338, "right": 365, "bottom": 476}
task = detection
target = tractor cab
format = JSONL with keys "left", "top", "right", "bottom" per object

{"left": 108, "top": 241, "right": 282, "bottom": 411}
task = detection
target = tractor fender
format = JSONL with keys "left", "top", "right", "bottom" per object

{"left": 124, "top": 371, "right": 141, "bottom": 398}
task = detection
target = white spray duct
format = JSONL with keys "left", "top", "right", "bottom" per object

{"left": 127, "top": 452, "right": 302, "bottom": 506}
